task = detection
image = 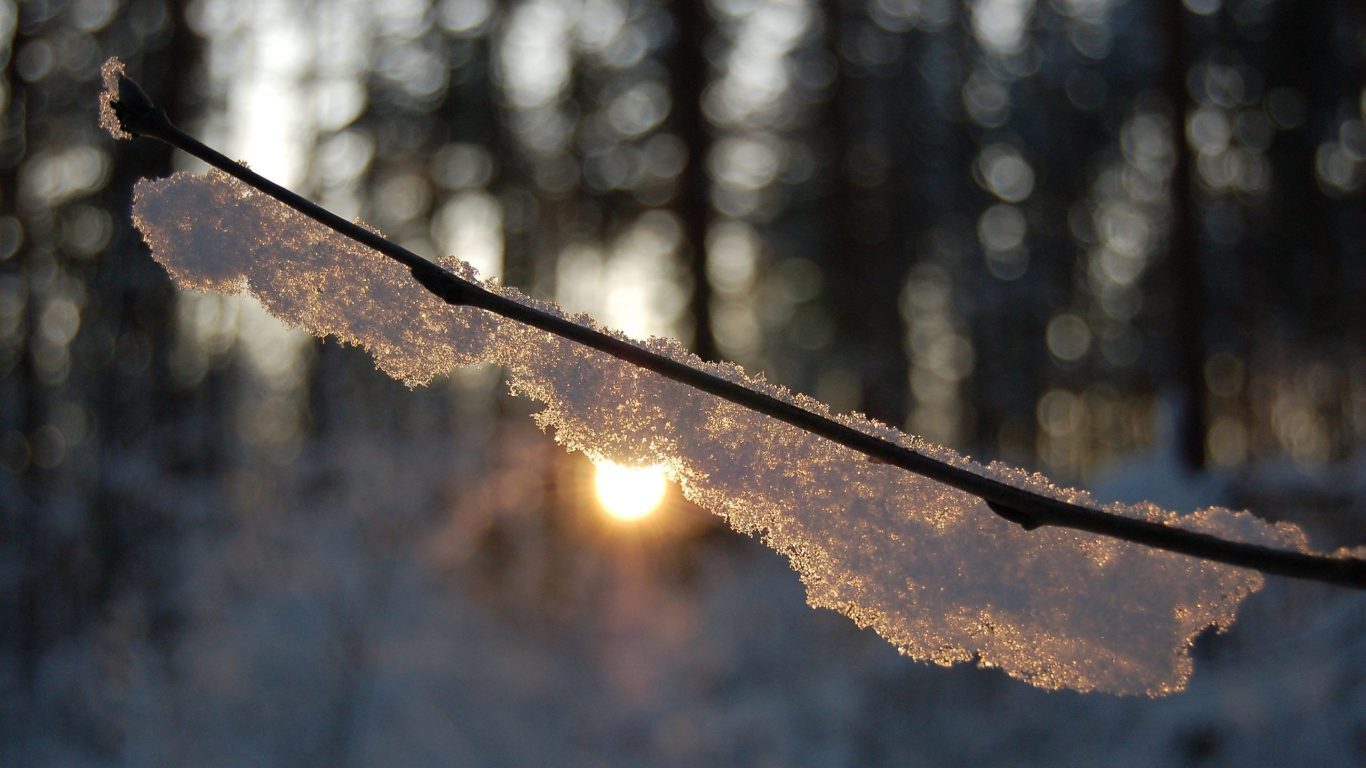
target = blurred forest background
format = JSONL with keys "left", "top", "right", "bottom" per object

{"left": 2, "top": 0, "right": 1364, "bottom": 765}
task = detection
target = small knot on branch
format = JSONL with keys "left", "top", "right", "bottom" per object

{"left": 410, "top": 263, "right": 474, "bottom": 306}
{"left": 987, "top": 500, "right": 1042, "bottom": 531}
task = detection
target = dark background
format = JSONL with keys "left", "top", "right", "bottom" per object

{"left": 1, "top": 0, "right": 1363, "bottom": 764}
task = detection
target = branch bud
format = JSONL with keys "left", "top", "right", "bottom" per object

{"left": 99, "top": 57, "right": 172, "bottom": 141}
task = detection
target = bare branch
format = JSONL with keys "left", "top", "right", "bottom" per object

{"left": 102, "top": 62, "right": 1366, "bottom": 590}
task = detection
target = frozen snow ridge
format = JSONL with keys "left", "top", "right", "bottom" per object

{"left": 128, "top": 168, "right": 1324, "bottom": 696}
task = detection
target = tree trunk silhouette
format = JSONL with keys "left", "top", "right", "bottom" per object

{"left": 1161, "top": 0, "right": 1207, "bottom": 471}
{"left": 820, "top": 0, "right": 911, "bottom": 427}
{"left": 3, "top": 2, "right": 40, "bottom": 691}
{"left": 669, "top": 0, "right": 717, "bottom": 360}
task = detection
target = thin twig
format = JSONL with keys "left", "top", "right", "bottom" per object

{"left": 105, "top": 69, "right": 1366, "bottom": 589}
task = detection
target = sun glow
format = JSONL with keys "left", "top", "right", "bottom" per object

{"left": 593, "top": 461, "right": 668, "bottom": 521}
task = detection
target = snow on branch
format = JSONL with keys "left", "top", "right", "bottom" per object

{"left": 104, "top": 59, "right": 1363, "bottom": 696}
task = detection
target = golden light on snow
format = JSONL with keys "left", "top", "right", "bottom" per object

{"left": 593, "top": 461, "right": 668, "bottom": 521}
{"left": 133, "top": 166, "right": 1309, "bottom": 695}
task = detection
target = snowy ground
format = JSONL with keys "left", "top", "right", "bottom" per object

{"left": 3, "top": 415, "right": 1362, "bottom": 767}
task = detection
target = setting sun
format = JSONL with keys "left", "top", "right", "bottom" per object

{"left": 593, "top": 461, "right": 668, "bottom": 521}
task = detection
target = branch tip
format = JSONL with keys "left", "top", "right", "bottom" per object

{"left": 99, "top": 57, "right": 171, "bottom": 141}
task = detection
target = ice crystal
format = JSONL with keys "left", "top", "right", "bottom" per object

{"left": 131, "top": 169, "right": 1315, "bottom": 696}
{"left": 98, "top": 57, "right": 133, "bottom": 141}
